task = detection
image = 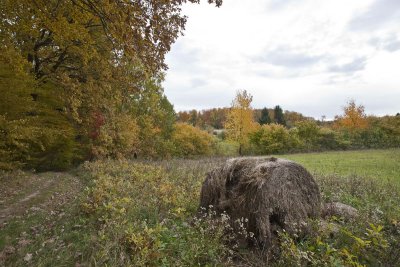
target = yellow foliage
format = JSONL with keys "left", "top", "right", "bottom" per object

{"left": 172, "top": 123, "right": 214, "bottom": 157}
{"left": 91, "top": 113, "right": 140, "bottom": 159}
{"left": 225, "top": 90, "right": 258, "bottom": 155}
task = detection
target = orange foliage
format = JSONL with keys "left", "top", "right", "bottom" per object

{"left": 334, "top": 100, "right": 368, "bottom": 131}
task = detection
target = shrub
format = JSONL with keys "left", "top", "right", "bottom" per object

{"left": 249, "top": 124, "right": 299, "bottom": 154}
{"left": 295, "top": 120, "right": 321, "bottom": 151}
{"left": 172, "top": 123, "right": 214, "bottom": 157}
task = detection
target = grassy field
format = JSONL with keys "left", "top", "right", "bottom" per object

{"left": 280, "top": 149, "right": 400, "bottom": 182}
{"left": 0, "top": 149, "right": 399, "bottom": 266}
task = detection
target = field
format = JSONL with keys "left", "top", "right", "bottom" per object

{"left": 1, "top": 149, "right": 399, "bottom": 266}
{"left": 280, "top": 149, "right": 400, "bottom": 182}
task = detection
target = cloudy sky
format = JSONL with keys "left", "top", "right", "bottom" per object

{"left": 163, "top": 0, "right": 400, "bottom": 119}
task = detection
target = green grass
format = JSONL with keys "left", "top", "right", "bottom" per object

{"left": 279, "top": 148, "right": 400, "bottom": 181}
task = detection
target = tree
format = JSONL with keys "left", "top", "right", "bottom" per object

{"left": 259, "top": 107, "right": 272, "bottom": 125}
{"left": 189, "top": 110, "right": 199, "bottom": 126}
{"left": 334, "top": 100, "right": 368, "bottom": 132}
{"left": 225, "top": 90, "right": 257, "bottom": 155}
{"left": 274, "top": 105, "right": 286, "bottom": 126}
{"left": 0, "top": 51, "right": 78, "bottom": 170}
{"left": 0, "top": 0, "right": 223, "bottom": 168}
{"left": 130, "top": 76, "right": 176, "bottom": 158}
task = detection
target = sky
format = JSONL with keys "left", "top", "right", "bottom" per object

{"left": 163, "top": 0, "right": 400, "bottom": 119}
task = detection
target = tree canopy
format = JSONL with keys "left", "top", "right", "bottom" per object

{"left": 0, "top": 0, "right": 222, "bottom": 169}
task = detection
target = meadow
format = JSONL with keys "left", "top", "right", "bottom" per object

{"left": 280, "top": 149, "right": 400, "bottom": 182}
{"left": 0, "top": 149, "right": 399, "bottom": 266}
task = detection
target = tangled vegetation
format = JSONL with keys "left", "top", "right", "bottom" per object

{"left": 1, "top": 149, "right": 400, "bottom": 266}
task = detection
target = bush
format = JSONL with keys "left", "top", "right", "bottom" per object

{"left": 172, "top": 123, "right": 214, "bottom": 157}
{"left": 295, "top": 120, "right": 321, "bottom": 151}
{"left": 249, "top": 124, "right": 299, "bottom": 154}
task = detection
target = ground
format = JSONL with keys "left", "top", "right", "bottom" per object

{"left": 0, "top": 171, "right": 84, "bottom": 266}
{"left": 0, "top": 149, "right": 399, "bottom": 266}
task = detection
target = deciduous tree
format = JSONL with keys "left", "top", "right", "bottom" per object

{"left": 334, "top": 100, "right": 368, "bottom": 131}
{"left": 225, "top": 90, "right": 257, "bottom": 155}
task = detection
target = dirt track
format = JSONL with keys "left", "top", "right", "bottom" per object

{"left": 0, "top": 172, "right": 82, "bottom": 226}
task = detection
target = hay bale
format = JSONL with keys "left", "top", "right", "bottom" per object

{"left": 200, "top": 157, "right": 321, "bottom": 245}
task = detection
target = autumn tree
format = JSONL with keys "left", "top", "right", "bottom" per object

{"left": 334, "top": 100, "right": 368, "bottom": 132}
{"left": 0, "top": 0, "right": 222, "bottom": 168}
{"left": 259, "top": 107, "right": 272, "bottom": 125}
{"left": 225, "top": 90, "right": 257, "bottom": 155}
{"left": 274, "top": 105, "right": 286, "bottom": 126}
{"left": 130, "top": 76, "right": 176, "bottom": 158}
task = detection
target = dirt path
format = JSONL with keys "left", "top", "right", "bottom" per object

{"left": 0, "top": 172, "right": 83, "bottom": 226}
{"left": 0, "top": 171, "right": 84, "bottom": 266}
{"left": 0, "top": 178, "right": 54, "bottom": 224}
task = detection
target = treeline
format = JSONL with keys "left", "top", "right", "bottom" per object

{"left": 177, "top": 107, "right": 313, "bottom": 129}
{"left": 222, "top": 91, "right": 400, "bottom": 155}
{"left": 177, "top": 93, "right": 400, "bottom": 156}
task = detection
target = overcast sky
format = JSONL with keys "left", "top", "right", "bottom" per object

{"left": 163, "top": 0, "right": 400, "bottom": 119}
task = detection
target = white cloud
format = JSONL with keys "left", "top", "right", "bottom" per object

{"left": 163, "top": 0, "right": 400, "bottom": 118}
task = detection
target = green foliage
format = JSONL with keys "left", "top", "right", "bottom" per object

{"left": 295, "top": 120, "right": 321, "bottom": 150}
{"left": 213, "top": 139, "right": 239, "bottom": 156}
{"left": 258, "top": 107, "right": 272, "bottom": 125}
{"left": 276, "top": 168, "right": 400, "bottom": 267}
{"left": 274, "top": 105, "right": 286, "bottom": 126}
{"left": 278, "top": 222, "right": 391, "bottom": 267}
{"left": 131, "top": 77, "right": 176, "bottom": 158}
{"left": 249, "top": 124, "right": 299, "bottom": 154}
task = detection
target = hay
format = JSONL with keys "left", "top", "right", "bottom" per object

{"left": 200, "top": 157, "right": 321, "bottom": 246}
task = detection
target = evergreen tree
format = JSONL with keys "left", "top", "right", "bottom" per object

{"left": 274, "top": 105, "right": 286, "bottom": 126}
{"left": 258, "top": 107, "right": 272, "bottom": 125}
